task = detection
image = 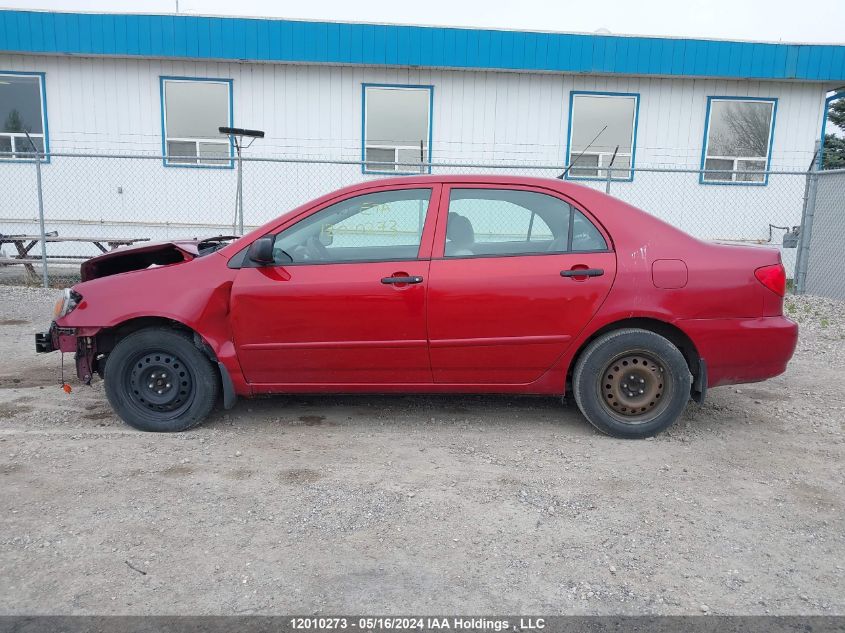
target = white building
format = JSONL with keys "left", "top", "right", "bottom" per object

{"left": 1, "top": 9, "right": 844, "bottom": 267}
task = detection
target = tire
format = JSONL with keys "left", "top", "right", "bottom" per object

{"left": 103, "top": 327, "right": 220, "bottom": 432}
{"left": 572, "top": 328, "right": 691, "bottom": 439}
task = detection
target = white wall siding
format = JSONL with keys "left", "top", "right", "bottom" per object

{"left": 0, "top": 53, "right": 828, "bottom": 278}
{"left": 0, "top": 54, "right": 828, "bottom": 168}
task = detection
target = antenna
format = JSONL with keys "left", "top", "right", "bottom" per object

{"left": 558, "top": 125, "right": 607, "bottom": 179}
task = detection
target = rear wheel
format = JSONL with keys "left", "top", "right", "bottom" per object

{"left": 572, "top": 328, "right": 691, "bottom": 438}
{"left": 104, "top": 328, "right": 219, "bottom": 432}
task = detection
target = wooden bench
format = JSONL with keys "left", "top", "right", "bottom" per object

{"left": 0, "top": 257, "right": 87, "bottom": 265}
{"left": 0, "top": 235, "right": 150, "bottom": 282}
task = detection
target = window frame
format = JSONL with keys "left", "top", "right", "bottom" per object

{"left": 0, "top": 70, "right": 50, "bottom": 163}
{"left": 159, "top": 76, "right": 234, "bottom": 170}
{"left": 432, "top": 184, "right": 613, "bottom": 260}
{"left": 564, "top": 90, "right": 640, "bottom": 183}
{"left": 361, "top": 83, "right": 434, "bottom": 176}
{"left": 699, "top": 96, "right": 778, "bottom": 186}
{"left": 819, "top": 91, "right": 845, "bottom": 171}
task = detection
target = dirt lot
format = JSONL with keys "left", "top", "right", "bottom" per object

{"left": 0, "top": 285, "right": 843, "bottom": 615}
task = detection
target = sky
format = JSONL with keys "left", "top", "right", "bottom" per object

{"left": 2, "top": 0, "right": 844, "bottom": 44}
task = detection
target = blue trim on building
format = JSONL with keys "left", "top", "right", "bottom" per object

{"left": 819, "top": 91, "right": 845, "bottom": 169}
{"left": 563, "top": 90, "right": 640, "bottom": 183}
{"left": 159, "top": 75, "right": 234, "bottom": 169}
{"left": 1, "top": 10, "right": 844, "bottom": 82}
{"left": 699, "top": 95, "right": 778, "bottom": 186}
{"left": 361, "top": 83, "right": 434, "bottom": 175}
{"left": 0, "top": 69, "right": 50, "bottom": 164}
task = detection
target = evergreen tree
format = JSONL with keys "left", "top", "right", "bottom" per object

{"left": 3, "top": 109, "right": 25, "bottom": 133}
{"left": 823, "top": 96, "right": 845, "bottom": 170}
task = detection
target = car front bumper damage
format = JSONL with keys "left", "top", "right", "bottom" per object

{"left": 35, "top": 323, "right": 98, "bottom": 384}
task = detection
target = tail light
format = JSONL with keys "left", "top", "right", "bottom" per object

{"left": 755, "top": 264, "right": 786, "bottom": 297}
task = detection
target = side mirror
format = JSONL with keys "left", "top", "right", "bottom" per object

{"left": 247, "top": 236, "right": 275, "bottom": 265}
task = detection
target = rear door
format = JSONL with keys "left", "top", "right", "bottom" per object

{"left": 427, "top": 184, "right": 616, "bottom": 385}
{"left": 230, "top": 185, "right": 439, "bottom": 386}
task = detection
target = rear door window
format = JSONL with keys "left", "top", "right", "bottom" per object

{"left": 443, "top": 188, "right": 606, "bottom": 257}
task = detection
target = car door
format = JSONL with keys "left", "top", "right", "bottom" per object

{"left": 427, "top": 184, "right": 616, "bottom": 385}
{"left": 229, "top": 185, "right": 439, "bottom": 386}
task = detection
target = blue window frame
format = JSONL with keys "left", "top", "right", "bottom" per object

{"left": 361, "top": 83, "right": 434, "bottom": 175}
{"left": 0, "top": 70, "right": 49, "bottom": 163}
{"left": 160, "top": 76, "right": 234, "bottom": 169}
{"left": 564, "top": 91, "right": 640, "bottom": 182}
{"left": 820, "top": 91, "right": 845, "bottom": 170}
{"left": 700, "top": 96, "right": 777, "bottom": 186}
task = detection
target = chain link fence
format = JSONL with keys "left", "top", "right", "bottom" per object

{"left": 0, "top": 152, "right": 828, "bottom": 290}
{"left": 796, "top": 168, "right": 845, "bottom": 299}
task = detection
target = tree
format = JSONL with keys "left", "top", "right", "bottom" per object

{"left": 823, "top": 134, "right": 845, "bottom": 170}
{"left": 3, "top": 109, "right": 25, "bottom": 133}
{"left": 823, "top": 96, "right": 845, "bottom": 170}
{"left": 711, "top": 102, "right": 772, "bottom": 157}
{"left": 828, "top": 96, "right": 845, "bottom": 132}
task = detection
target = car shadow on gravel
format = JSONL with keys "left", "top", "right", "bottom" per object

{"left": 200, "top": 393, "right": 597, "bottom": 434}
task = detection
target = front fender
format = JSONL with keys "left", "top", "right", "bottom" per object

{"left": 55, "top": 254, "right": 250, "bottom": 396}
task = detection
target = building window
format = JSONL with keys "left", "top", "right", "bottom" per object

{"left": 161, "top": 77, "right": 232, "bottom": 167}
{"left": 566, "top": 92, "right": 639, "bottom": 181}
{"left": 701, "top": 97, "right": 776, "bottom": 184}
{"left": 0, "top": 72, "right": 48, "bottom": 160}
{"left": 363, "top": 84, "right": 432, "bottom": 174}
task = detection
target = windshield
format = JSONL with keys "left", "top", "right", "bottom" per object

{"left": 196, "top": 235, "right": 239, "bottom": 257}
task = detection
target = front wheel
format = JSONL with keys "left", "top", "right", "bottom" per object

{"left": 103, "top": 328, "right": 220, "bottom": 432}
{"left": 572, "top": 328, "right": 692, "bottom": 439}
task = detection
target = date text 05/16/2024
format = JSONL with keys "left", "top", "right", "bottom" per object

{"left": 289, "top": 618, "right": 546, "bottom": 631}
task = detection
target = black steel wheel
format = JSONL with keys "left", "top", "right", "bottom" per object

{"left": 572, "top": 328, "right": 691, "bottom": 438}
{"left": 104, "top": 328, "right": 219, "bottom": 432}
{"left": 125, "top": 350, "right": 194, "bottom": 418}
{"left": 599, "top": 351, "right": 671, "bottom": 423}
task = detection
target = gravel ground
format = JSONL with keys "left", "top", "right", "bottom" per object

{"left": 0, "top": 286, "right": 843, "bottom": 615}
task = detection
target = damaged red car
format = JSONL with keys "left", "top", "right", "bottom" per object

{"left": 36, "top": 176, "right": 798, "bottom": 438}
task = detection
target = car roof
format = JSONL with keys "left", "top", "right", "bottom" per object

{"left": 334, "top": 173, "right": 605, "bottom": 201}
{"left": 350, "top": 173, "right": 566, "bottom": 188}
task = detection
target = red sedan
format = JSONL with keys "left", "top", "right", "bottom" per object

{"left": 36, "top": 176, "right": 798, "bottom": 438}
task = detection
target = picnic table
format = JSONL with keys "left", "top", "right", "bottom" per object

{"left": 0, "top": 235, "right": 150, "bottom": 282}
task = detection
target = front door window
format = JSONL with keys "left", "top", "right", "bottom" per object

{"left": 273, "top": 189, "right": 432, "bottom": 264}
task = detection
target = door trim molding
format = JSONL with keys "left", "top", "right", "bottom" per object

{"left": 429, "top": 334, "right": 572, "bottom": 349}
{"left": 240, "top": 339, "right": 428, "bottom": 350}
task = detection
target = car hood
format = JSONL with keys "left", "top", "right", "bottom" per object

{"left": 79, "top": 239, "right": 203, "bottom": 282}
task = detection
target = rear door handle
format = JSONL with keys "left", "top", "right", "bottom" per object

{"left": 381, "top": 276, "right": 424, "bottom": 284}
{"left": 560, "top": 268, "right": 604, "bottom": 278}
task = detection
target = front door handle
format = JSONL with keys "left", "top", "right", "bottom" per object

{"left": 561, "top": 268, "right": 604, "bottom": 278}
{"left": 381, "top": 276, "right": 424, "bottom": 284}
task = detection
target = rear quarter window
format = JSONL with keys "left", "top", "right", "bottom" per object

{"left": 571, "top": 209, "right": 608, "bottom": 251}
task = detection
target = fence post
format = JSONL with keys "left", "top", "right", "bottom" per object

{"left": 236, "top": 150, "right": 244, "bottom": 235}
{"left": 604, "top": 145, "right": 619, "bottom": 195}
{"left": 794, "top": 146, "right": 821, "bottom": 295}
{"left": 25, "top": 131, "right": 49, "bottom": 288}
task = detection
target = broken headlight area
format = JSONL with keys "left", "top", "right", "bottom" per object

{"left": 53, "top": 288, "right": 82, "bottom": 320}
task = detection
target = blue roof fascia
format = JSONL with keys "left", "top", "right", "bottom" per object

{"left": 1, "top": 10, "right": 844, "bottom": 82}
